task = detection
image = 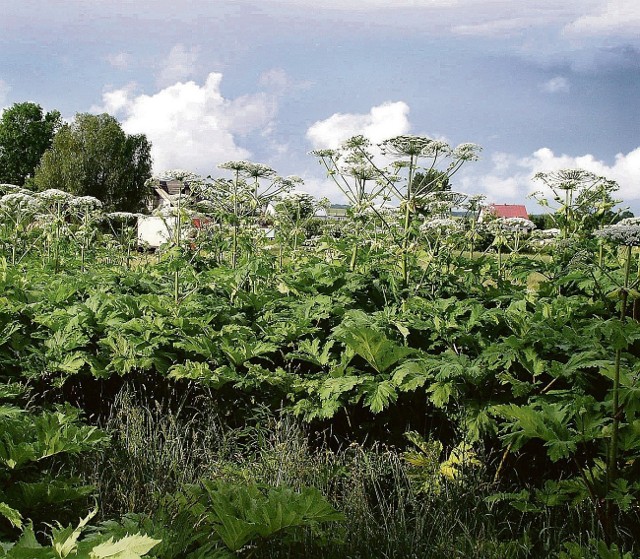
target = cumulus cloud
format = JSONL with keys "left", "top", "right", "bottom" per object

{"left": 306, "top": 101, "right": 411, "bottom": 149}
{"left": 300, "top": 176, "right": 347, "bottom": 204}
{"left": 540, "top": 76, "right": 570, "bottom": 93}
{"left": 105, "top": 52, "right": 133, "bottom": 69}
{"left": 461, "top": 147, "right": 640, "bottom": 210}
{"left": 93, "top": 73, "right": 275, "bottom": 174}
{"left": 157, "top": 44, "right": 200, "bottom": 88}
{"left": 564, "top": 0, "right": 640, "bottom": 37}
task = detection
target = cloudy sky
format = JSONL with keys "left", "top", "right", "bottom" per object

{"left": 1, "top": 1, "right": 639, "bottom": 212}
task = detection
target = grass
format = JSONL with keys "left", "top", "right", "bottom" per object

{"left": 85, "top": 385, "right": 608, "bottom": 559}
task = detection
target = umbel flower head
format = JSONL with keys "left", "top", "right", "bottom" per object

{"left": 420, "top": 217, "right": 463, "bottom": 233}
{"left": 69, "top": 196, "right": 103, "bottom": 211}
{"left": 380, "top": 135, "right": 450, "bottom": 158}
{"left": 489, "top": 217, "right": 536, "bottom": 235}
{"left": 0, "top": 192, "right": 38, "bottom": 212}
{"left": 595, "top": 223, "right": 640, "bottom": 246}
{"left": 37, "top": 189, "right": 72, "bottom": 203}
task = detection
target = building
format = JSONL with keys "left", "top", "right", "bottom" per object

{"left": 478, "top": 204, "right": 529, "bottom": 222}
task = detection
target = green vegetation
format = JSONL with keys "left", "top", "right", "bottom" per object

{"left": 33, "top": 113, "right": 152, "bottom": 212}
{"left": 0, "top": 102, "right": 61, "bottom": 186}
{"left": 1, "top": 131, "right": 639, "bottom": 557}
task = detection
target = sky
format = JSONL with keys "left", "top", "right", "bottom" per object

{"left": 1, "top": 0, "right": 639, "bottom": 213}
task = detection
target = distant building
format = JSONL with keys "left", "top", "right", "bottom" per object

{"left": 146, "top": 178, "right": 191, "bottom": 211}
{"left": 478, "top": 204, "right": 529, "bottom": 222}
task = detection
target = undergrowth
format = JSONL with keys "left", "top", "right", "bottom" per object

{"left": 87, "top": 386, "right": 612, "bottom": 559}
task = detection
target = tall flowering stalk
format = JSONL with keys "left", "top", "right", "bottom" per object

{"left": 531, "top": 169, "right": 620, "bottom": 239}
{"left": 0, "top": 190, "right": 40, "bottom": 265}
{"left": 594, "top": 222, "right": 640, "bottom": 540}
{"left": 595, "top": 224, "right": 640, "bottom": 477}
{"left": 311, "top": 140, "right": 386, "bottom": 270}
{"left": 208, "top": 162, "right": 295, "bottom": 268}
{"left": 463, "top": 194, "right": 486, "bottom": 258}
{"left": 69, "top": 195, "right": 102, "bottom": 271}
{"left": 312, "top": 135, "right": 480, "bottom": 286}
{"left": 36, "top": 189, "right": 73, "bottom": 273}
{"left": 488, "top": 217, "right": 536, "bottom": 279}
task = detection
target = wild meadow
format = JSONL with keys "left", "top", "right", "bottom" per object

{"left": 1, "top": 135, "right": 639, "bottom": 558}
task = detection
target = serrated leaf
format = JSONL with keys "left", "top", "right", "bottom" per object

{"left": 0, "top": 501, "right": 22, "bottom": 528}
{"left": 88, "top": 534, "right": 161, "bottom": 558}
{"left": 334, "top": 325, "right": 413, "bottom": 373}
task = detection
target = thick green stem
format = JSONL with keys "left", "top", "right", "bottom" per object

{"left": 401, "top": 155, "right": 415, "bottom": 288}
{"left": 608, "top": 245, "right": 632, "bottom": 482}
{"left": 604, "top": 244, "right": 632, "bottom": 542}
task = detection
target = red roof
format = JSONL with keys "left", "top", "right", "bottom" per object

{"left": 489, "top": 204, "right": 529, "bottom": 219}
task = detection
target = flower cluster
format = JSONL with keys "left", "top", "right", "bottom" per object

{"left": 69, "top": 196, "right": 103, "bottom": 211}
{"left": 106, "top": 211, "right": 139, "bottom": 221}
{"left": 595, "top": 224, "right": 640, "bottom": 246}
{"left": 421, "top": 217, "right": 463, "bottom": 233}
{"left": 380, "top": 135, "right": 451, "bottom": 158}
{"left": 0, "top": 192, "right": 38, "bottom": 211}
{"left": 38, "top": 189, "right": 73, "bottom": 202}
{"left": 492, "top": 217, "right": 536, "bottom": 233}
{"left": 530, "top": 228, "right": 560, "bottom": 240}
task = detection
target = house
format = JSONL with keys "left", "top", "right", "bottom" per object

{"left": 139, "top": 178, "right": 194, "bottom": 248}
{"left": 478, "top": 204, "right": 529, "bottom": 222}
{"left": 146, "top": 178, "right": 191, "bottom": 212}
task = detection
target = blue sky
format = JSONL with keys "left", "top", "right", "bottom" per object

{"left": 1, "top": 0, "right": 639, "bottom": 213}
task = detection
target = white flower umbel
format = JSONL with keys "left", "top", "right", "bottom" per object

{"left": 421, "top": 217, "right": 463, "bottom": 233}
{"left": 69, "top": 196, "right": 103, "bottom": 211}
{"left": 37, "top": 189, "right": 73, "bottom": 203}
{"left": 492, "top": 217, "right": 536, "bottom": 233}
{"left": 0, "top": 184, "right": 31, "bottom": 196}
{"left": 0, "top": 192, "right": 38, "bottom": 211}
{"left": 595, "top": 224, "right": 640, "bottom": 247}
{"left": 618, "top": 217, "right": 640, "bottom": 227}
{"left": 106, "top": 211, "right": 138, "bottom": 221}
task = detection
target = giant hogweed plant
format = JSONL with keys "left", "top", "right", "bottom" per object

{"left": 312, "top": 135, "right": 481, "bottom": 285}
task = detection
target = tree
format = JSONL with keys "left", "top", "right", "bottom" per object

{"left": 411, "top": 168, "right": 451, "bottom": 196}
{"left": 0, "top": 102, "right": 61, "bottom": 185}
{"left": 33, "top": 113, "right": 152, "bottom": 212}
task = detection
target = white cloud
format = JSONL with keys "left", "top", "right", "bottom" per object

{"left": 265, "top": 0, "right": 460, "bottom": 9}
{"left": 453, "top": 17, "right": 537, "bottom": 37}
{"left": 157, "top": 44, "right": 199, "bottom": 88}
{"left": 94, "top": 73, "right": 275, "bottom": 174}
{"left": 462, "top": 147, "right": 640, "bottom": 210}
{"left": 105, "top": 52, "right": 133, "bottom": 69}
{"left": 541, "top": 76, "right": 570, "bottom": 93}
{"left": 300, "top": 176, "right": 347, "bottom": 204}
{"left": 258, "top": 68, "right": 313, "bottom": 94}
{"left": 306, "top": 101, "right": 411, "bottom": 149}
{"left": 91, "top": 82, "right": 138, "bottom": 114}
{"left": 564, "top": 0, "right": 640, "bottom": 36}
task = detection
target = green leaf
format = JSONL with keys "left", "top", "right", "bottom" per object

{"left": 88, "top": 534, "right": 161, "bottom": 559}
{"left": 363, "top": 380, "right": 398, "bottom": 414}
{"left": 334, "top": 325, "right": 413, "bottom": 373}
{"left": 0, "top": 501, "right": 22, "bottom": 528}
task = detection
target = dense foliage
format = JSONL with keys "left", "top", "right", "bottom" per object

{"left": 1, "top": 134, "right": 639, "bottom": 557}
{"left": 0, "top": 102, "right": 61, "bottom": 186}
{"left": 33, "top": 113, "right": 152, "bottom": 212}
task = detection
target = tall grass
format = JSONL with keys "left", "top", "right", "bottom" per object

{"left": 88, "top": 385, "right": 605, "bottom": 558}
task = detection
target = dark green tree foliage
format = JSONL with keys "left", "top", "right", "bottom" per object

{"left": 34, "top": 113, "right": 152, "bottom": 212}
{"left": 0, "top": 102, "right": 61, "bottom": 185}
{"left": 411, "top": 168, "right": 451, "bottom": 196}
